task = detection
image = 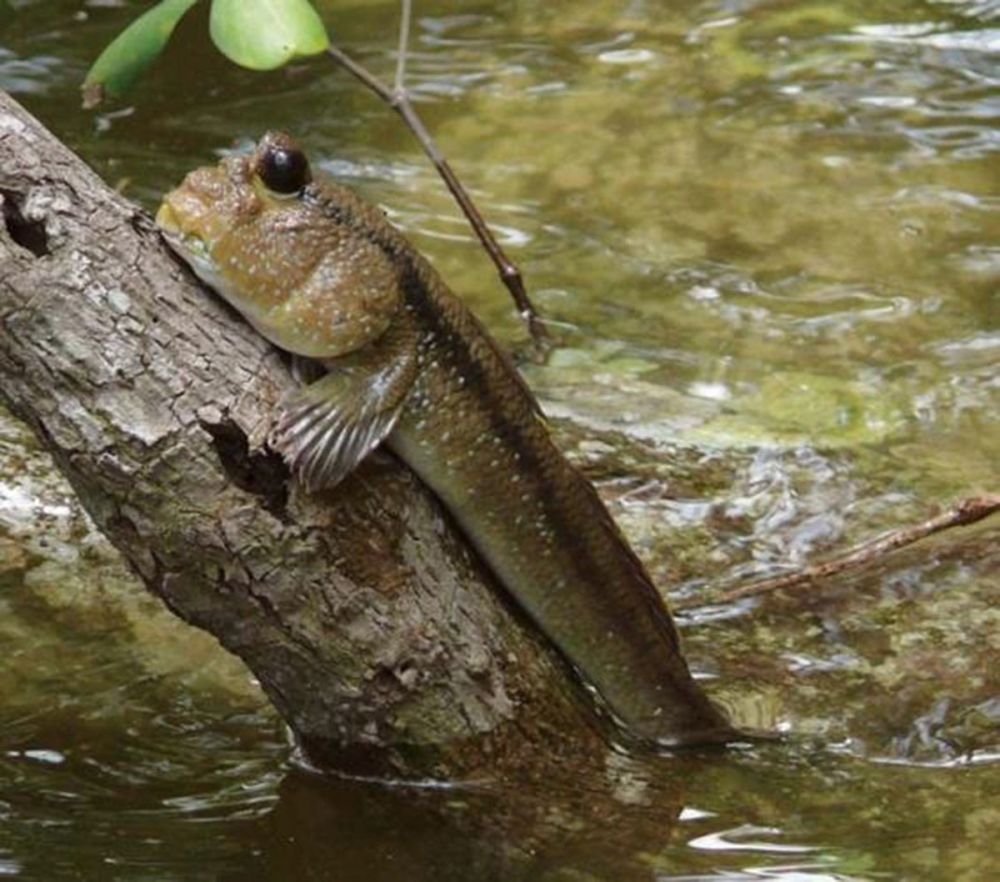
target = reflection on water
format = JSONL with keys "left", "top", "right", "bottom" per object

{"left": 1, "top": 0, "right": 998, "bottom": 879}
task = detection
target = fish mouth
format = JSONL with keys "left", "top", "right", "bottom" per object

{"left": 155, "top": 200, "right": 216, "bottom": 274}
{"left": 155, "top": 201, "right": 197, "bottom": 249}
{"left": 154, "top": 200, "right": 180, "bottom": 235}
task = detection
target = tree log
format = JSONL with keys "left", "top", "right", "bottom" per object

{"left": 0, "top": 90, "right": 609, "bottom": 780}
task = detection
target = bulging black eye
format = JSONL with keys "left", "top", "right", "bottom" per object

{"left": 256, "top": 135, "right": 311, "bottom": 195}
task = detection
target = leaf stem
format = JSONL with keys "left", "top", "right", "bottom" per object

{"left": 394, "top": 0, "right": 412, "bottom": 95}
{"left": 325, "top": 4, "right": 550, "bottom": 354}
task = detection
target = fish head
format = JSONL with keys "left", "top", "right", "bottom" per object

{"left": 157, "top": 132, "right": 401, "bottom": 358}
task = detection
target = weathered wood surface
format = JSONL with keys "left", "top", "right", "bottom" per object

{"left": 0, "top": 90, "right": 609, "bottom": 779}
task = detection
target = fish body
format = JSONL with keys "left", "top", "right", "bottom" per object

{"left": 156, "top": 133, "right": 736, "bottom": 747}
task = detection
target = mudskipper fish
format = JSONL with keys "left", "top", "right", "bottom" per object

{"left": 156, "top": 132, "right": 737, "bottom": 748}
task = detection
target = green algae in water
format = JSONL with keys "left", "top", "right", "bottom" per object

{"left": 693, "top": 369, "right": 913, "bottom": 447}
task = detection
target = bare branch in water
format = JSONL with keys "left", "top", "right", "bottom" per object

{"left": 326, "top": 0, "right": 550, "bottom": 354}
{"left": 679, "top": 494, "right": 1000, "bottom": 609}
{"left": 393, "top": 0, "right": 412, "bottom": 94}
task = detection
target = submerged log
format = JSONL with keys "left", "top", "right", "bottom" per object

{"left": 0, "top": 90, "right": 717, "bottom": 779}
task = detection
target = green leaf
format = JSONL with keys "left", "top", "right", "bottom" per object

{"left": 209, "top": 0, "right": 329, "bottom": 71}
{"left": 82, "top": 0, "right": 201, "bottom": 107}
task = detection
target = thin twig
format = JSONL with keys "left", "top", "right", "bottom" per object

{"left": 678, "top": 493, "right": 1000, "bottom": 609}
{"left": 326, "top": 45, "right": 393, "bottom": 102}
{"left": 394, "top": 0, "right": 412, "bottom": 94}
{"left": 325, "top": 2, "right": 550, "bottom": 354}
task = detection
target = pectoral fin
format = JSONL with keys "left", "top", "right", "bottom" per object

{"left": 270, "top": 333, "right": 418, "bottom": 492}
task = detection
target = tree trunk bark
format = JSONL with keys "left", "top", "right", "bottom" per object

{"left": 0, "top": 90, "right": 611, "bottom": 780}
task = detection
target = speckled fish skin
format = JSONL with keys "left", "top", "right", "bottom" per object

{"left": 157, "top": 134, "right": 737, "bottom": 747}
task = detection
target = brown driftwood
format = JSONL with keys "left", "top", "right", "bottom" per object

{"left": 0, "top": 89, "right": 610, "bottom": 780}
{"left": 679, "top": 494, "right": 1000, "bottom": 609}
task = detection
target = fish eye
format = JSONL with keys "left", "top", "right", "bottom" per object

{"left": 256, "top": 136, "right": 311, "bottom": 196}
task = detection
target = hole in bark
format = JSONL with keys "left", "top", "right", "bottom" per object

{"left": 1, "top": 189, "right": 49, "bottom": 257}
{"left": 200, "top": 417, "right": 290, "bottom": 519}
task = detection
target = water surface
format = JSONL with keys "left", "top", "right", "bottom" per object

{"left": 1, "top": 0, "right": 997, "bottom": 879}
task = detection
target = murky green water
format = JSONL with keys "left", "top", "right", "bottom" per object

{"left": 1, "top": 0, "right": 998, "bottom": 879}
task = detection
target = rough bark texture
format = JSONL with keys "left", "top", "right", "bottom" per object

{"left": 0, "top": 90, "right": 607, "bottom": 779}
